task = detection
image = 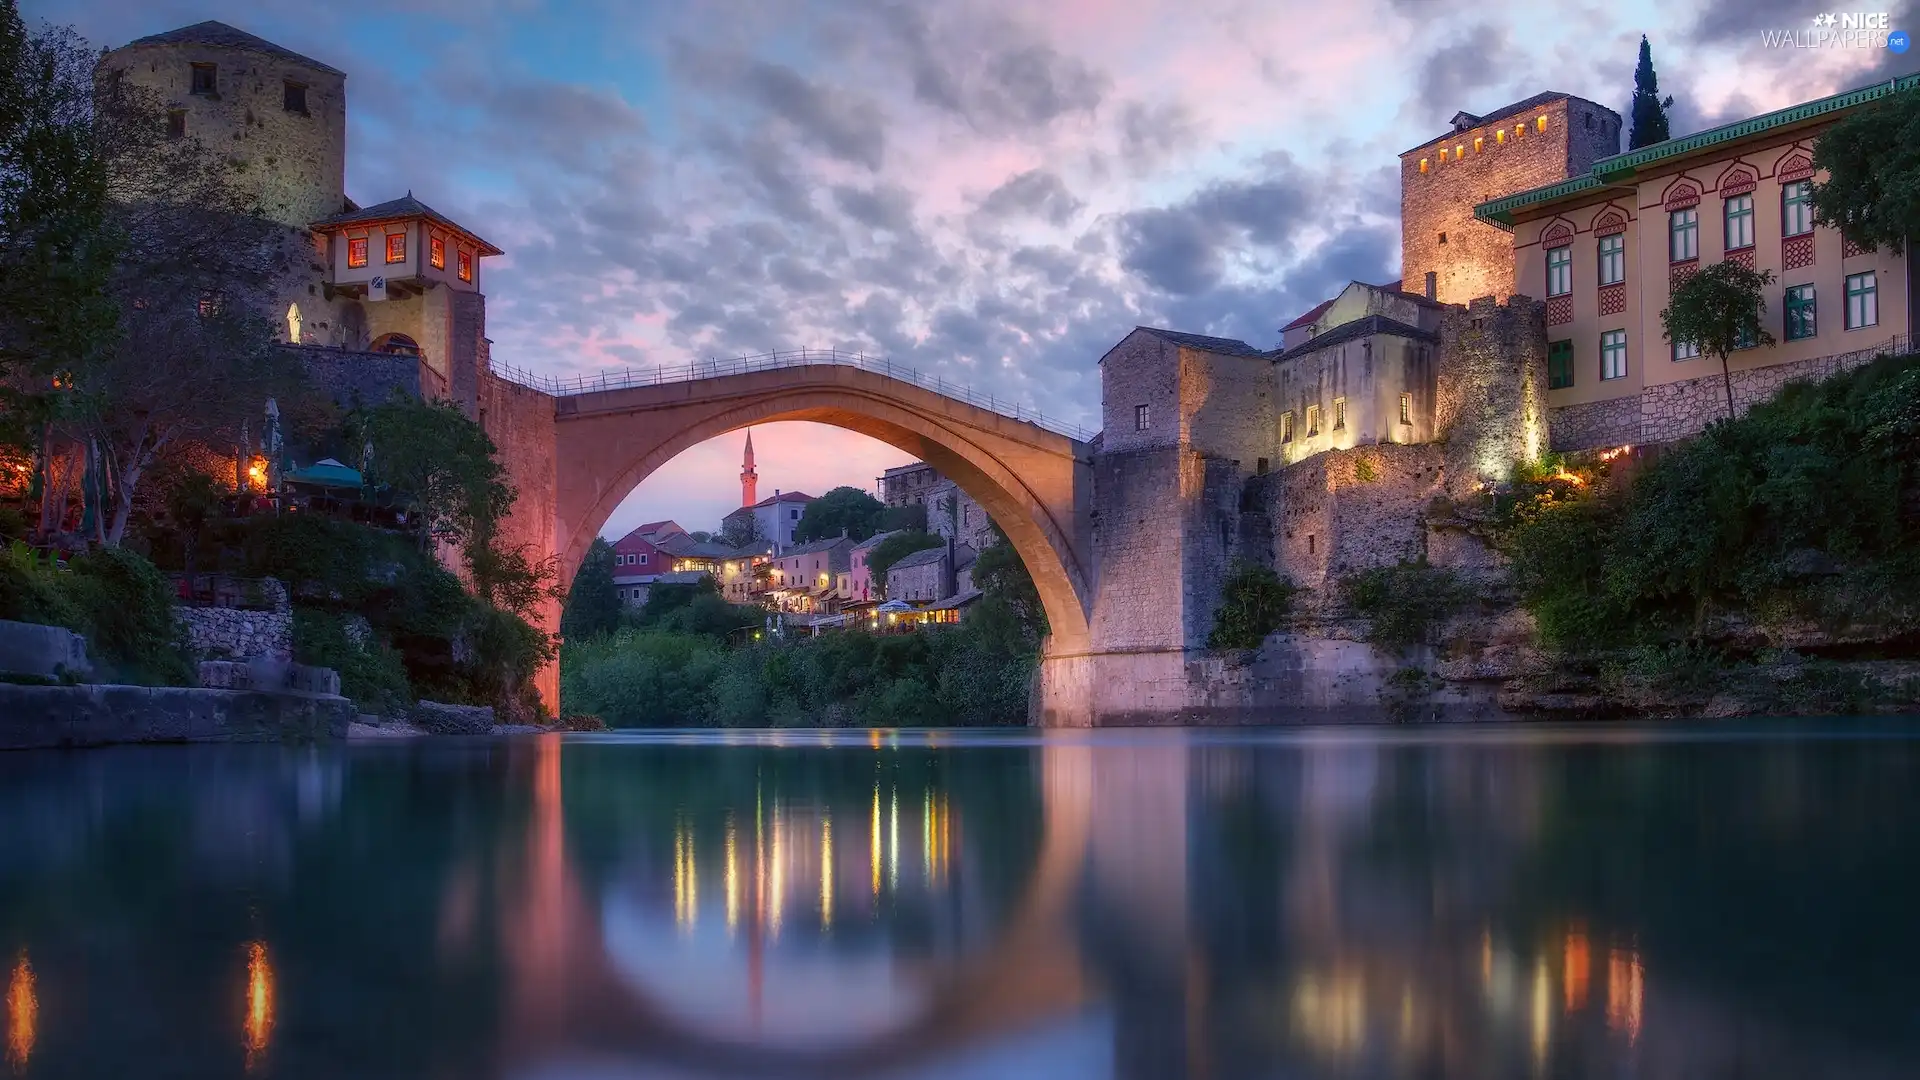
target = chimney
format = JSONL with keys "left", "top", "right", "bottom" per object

{"left": 1424, "top": 271, "right": 1437, "bottom": 301}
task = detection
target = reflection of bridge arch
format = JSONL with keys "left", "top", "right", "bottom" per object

{"left": 550, "top": 364, "right": 1094, "bottom": 654}
{"left": 499, "top": 738, "right": 1098, "bottom": 1078}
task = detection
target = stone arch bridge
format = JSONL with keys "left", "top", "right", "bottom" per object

{"left": 489, "top": 351, "right": 1096, "bottom": 715}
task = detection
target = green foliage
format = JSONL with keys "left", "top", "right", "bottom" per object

{"left": 0, "top": 540, "right": 79, "bottom": 629}
{"left": 361, "top": 396, "right": 509, "bottom": 549}
{"left": 561, "top": 538, "right": 623, "bottom": 641}
{"left": 793, "top": 485, "right": 885, "bottom": 543}
{"left": 970, "top": 526, "right": 1048, "bottom": 641}
{"left": 1501, "top": 353, "right": 1920, "bottom": 652}
{"left": 1812, "top": 87, "right": 1920, "bottom": 256}
{"left": 563, "top": 630, "right": 728, "bottom": 727}
{"left": 1207, "top": 562, "right": 1295, "bottom": 649}
{"left": 1341, "top": 559, "right": 1472, "bottom": 653}
{"left": 877, "top": 502, "right": 928, "bottom": 534}
{"left": 1628, "top": 35, "right": 1674, "bottom": 150}
{"left": 868, "top": 530, "right": 944, "bottom": 590}
{"left": 1662, "top": 261, "right": 1776, "bottom": 419}
{"left": 1354, "top": 456, "right": 1378, "bottom": 483}
{"left": 291, "top": 608, "right": 410, "bottom": 716}
{"left": 720, "top": 510, "right": 763, "bottom": 548}
{"left": 61, "top": 546, "right": 193, "bottom": 684}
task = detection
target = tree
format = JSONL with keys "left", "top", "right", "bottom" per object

{"left": 1661, "top": 262, "right": 1776, "bottom": 421}
{"left": 877, "top": 501, "right": 927, "bottom": 534}
{"left": 362, "top": 397, "right": 510, "bottom": 552}
{"left": 720, "top": 509, "right": 763, "bottom": 548}
{"left": 1207, "top": 562, "right": 1293, "bottom": 649}
{"left": 561, "top": 537, "right": 623, "bottom": 641}
{"left": 1811, "top": 88, "right": 1920, "bottom": 256}
{"left": 793, "top": 485, "right": 885, "bottom": 543}
{"left": 1628, "top": 35, "right": 1674, "bottom": 150}
{"left": 867, "top": 530, "right": 944, "bottom": 595}
{"left": 970, "top": 525, "right": 1048, "bottom": 641}
{"left": 688, "top": 530, "right": 712, "bottom": 542}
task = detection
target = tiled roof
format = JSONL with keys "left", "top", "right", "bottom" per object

{"left": 778, "top": 536, "right": 851, "bottom": 558}
{"left": 310, "top": 195, "right": 503, "bottom": 255}
{"left": 747, "top": 490, "right": 815, "bottom": 507}
{"left": 1281, "top": 298, "right": 1335, "bottom": 333}
{"left": 1133, "top": 327, "right": 1265, "bottom": 358}
{"left": 924, "top": 589, "right": 984, "bottom": 612}
{"left": 122, "top": 21, "right": 344, "bottom": 76}
{"left": 1273, "top": 315, "right": 1437, "bottom": 363}
{"left": 652, "top": 571, "right": 710, "bottom": 586}
{"left": 1403, "top": 91, "right": 1595, "bottom": 154}
{"left": 888, "top": 546, "right": 948, "bottom": 571}
{"left": 853, "top": 529, "right": 903, "bottom": 553}
{"left": 1477, "top": 74, "right": 1920, "bottom": 229}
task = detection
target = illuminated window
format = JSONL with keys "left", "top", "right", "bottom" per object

{"left": 1135, "top": 403, "right": 1150, "bottom": 431}
{"left": 1600, "top": 330, "right": 1628, "bottom": 381}
{"left": 1280, "top": 412, "right": 1294, "bottom": 442}
{"left": 1546, "top": 244, "right": 1572, "bottom": 296}
{"left": 1846, "top": 272, "right": 1878, "bottom": 329}
{"left": 385, "top": 233, "right": 405, "bottom": 264}
{"left": 1332, "top": 397, "right": 1346, "bottom": 430}
{"left": 1515, "top": 123, "right": 1524, "bottom": 139}
{"left": 283, "top": 81, "right": 307, "bottom": 114}
{"left": 1455, "top": 144, "right": 1464, "bottom": 158}
{"left": 1724, "top": 194, "right": 1754, "bottom": 250}
{"left": 1536, "top": 115, "right": 1548, "bottom": 133}
{"left": 1598, "top": 234, "right": 1625, "bottom": 285}
{"left": 1437, "top": 148, "right": 1446, "bottom": 162}
{"left": 1305, "top": 404, "right": 1320, "bottom": 436}
{"left": 1669, "top": 209, "right": 1698, "bottom": 262}
{"left": 347, "top": 237, "right": 368, "bottom": 268}
{"left": 190, "top": 62, "right": 216, "bottom": 95}
{"left": 1782, "top": 180, "right": 1814, "bottom": 237}
{"left": 1419, "top": 158, "right": 1429, "bottom": 173}
{"left": 430, "top": 235, "right": 445, "bottom": 269}
{"left": 1548, "top": 340, "right": 1574, "bottom": 388}
{"left": 1473, "top": 136, "right": 1483, "bottom": 153}
{"left": 1672, "top": 339, "right": 1700, "bottom": 361}
{"left": 1496, "top": 129, "right": 1506, "bottom": 145}
{"left": 457, "top": 249, "right": 473, "bottom": 282}
{"left": 166, "top": 110, "right": 185, "bottom": 139}
{"left": 1399, "top": 393, "right": 1412, "bottom": 424}
{"left": 1784, "top": 284, "right": 1816, "bottom": 340}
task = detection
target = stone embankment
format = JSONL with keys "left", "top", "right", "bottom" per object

{"left": 0, "top": 683, "right": 351, "bottom": 751}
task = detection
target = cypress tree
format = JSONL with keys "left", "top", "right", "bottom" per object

{"left": 1629, "top": 35, "right": 1674, "bottom": 150}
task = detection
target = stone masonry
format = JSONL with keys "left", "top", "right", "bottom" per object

{"left": 1400, "top": 94, "right": 1620, "bottom": 306}
{"left": 177, "top": 607, "right": 293, "bottom": 662}
{"left": 1436, "top": 296, "right": 1549, "bottom": 486}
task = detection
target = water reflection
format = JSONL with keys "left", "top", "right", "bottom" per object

{"left": 0, "top": 726, "right": 1913, "bottom": 1078}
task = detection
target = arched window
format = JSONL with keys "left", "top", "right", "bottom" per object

{"left": 286, "top": 303, "right": 303, "bottom": 344}
{"left": 370, "top": 333, "right": 421, "bottom": 357}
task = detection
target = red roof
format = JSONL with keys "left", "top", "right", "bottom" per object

{"left": 1281, "top": 298, "right": 1335, "bottom": 332}
{"left": 633, "top": 519, "right": 684, "bottom": 536}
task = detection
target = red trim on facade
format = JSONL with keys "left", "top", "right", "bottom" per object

{"left": 1542, "top": 222, "right": 1574, "bottom": 245}
{"left": 1593, "top": 211, "right": 1628, "bottom": 237}
{"left": 1718, "top": 169, "right": 1757, "bottom": 196}
{"left": 1545, "top": 294, "right": 1573, "bottom": 326}
{"left": 1843, "top": 235, "right": 1868, "bottom": 259}
{"left": 1598, "top": 282, "right": 1626, "bottom": 317}
{"left": 1725, "top": 247, "right": 1755, "bottom": 270}
{"left": 1669, "top": 259, "right": 1699, "bottom": 291}
{"left": 1782, "top": 233, "right": 1815, "bottom": 270}
{"left": 1777, "top": 157, "right": 1815, "bottom": 183}
{"left": 1663, "top": 184, "right": 1701, "bottom": 211}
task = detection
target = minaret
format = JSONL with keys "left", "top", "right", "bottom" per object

{"left": 740, "top": 429, "right": 759, "bottom": 508}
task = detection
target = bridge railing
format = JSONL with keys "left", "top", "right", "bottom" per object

{"left": 488, "top": 348, "right": 1097, "bottom": 442}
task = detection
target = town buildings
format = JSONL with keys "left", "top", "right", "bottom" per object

{"left": 840, "top": 530, "right": 900, "bottom": 607}
{"left": 886, "top": 543, "right": 976, "bottom": 606}
{"left": 767, "top": 537, "right": 852, "bottom": 613}
{"left": 877, "top": 462, "right": 997, "bottom": 551}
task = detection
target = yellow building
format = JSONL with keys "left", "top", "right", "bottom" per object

{"left": 1476, "top": 75, "right": 1919, "bottom": 450}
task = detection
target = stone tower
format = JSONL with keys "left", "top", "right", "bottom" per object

{"left": 100, "top": 21, "right": 348, "bottom": 229}
{"left": 1435, "top": 296, "right": 1549, "bottom": 489}
{"left": 740, "top": 429, "right": 758, "bottom": 508}
{"left": 1400, "top": 92, "right": 1620, "bottom": 307}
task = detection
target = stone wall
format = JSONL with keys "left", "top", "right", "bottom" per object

{"left": 1089, "top": 447, "right": 1200, "bottom": 653}
{"left": 479, "top": 370, "right": 560, "bottom": 711}
{"left": 1099, "top": 330, "right": 1181, "bottom": 454}
{"left": 887, "top": 549, "right": 950, "bottom": 603}
{"left": 1549, "top": 338, "right": 1905, "bottom": 451}
{"left": 177, "top": 607, "right": 293, "bottom": 661}
{"left": 1436, "top": 295, "right": 1549, "bottom": 486}
{"left": 1266, "top": 443, "right": 1448, "bottom": 597}
{"left": 291, "top": 344, "right": 424, "bottom": 409}
{"left": 0, "top": 683, "right": 351, "bottom": 751}
{"left": 1400, "top": 96, "right": 1619, "bottom": 307}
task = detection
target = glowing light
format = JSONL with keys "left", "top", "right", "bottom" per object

{"left": 768, "top": 809, "right": 784, "bottom": 938}
{"left": 244, "top": 942, "right": 274, "bottom": 1067}
{"left": 1563, "top": 926, "right": 1591, "bottom": 1012}
{"left": 888, "top": 785, "right": 899, "bottom": 890}
{"left": 1550, "top": 470, "right": 1587, "bottom": 486}
{"left": 870, "top": 783, "right": 882, "bottom": 896}
{"left": 673, "top": 820, "right": 698, "bottom": 931}
{"left": 819, "top": 815, "right": 833, "bottom": 930}
{"left": 1598, "top": 444, "right": 1633, "bottom": 462}
{"left": 6, "top": 952, "right": 35, "bottom": 1073}
{"left": 1531, "top": 956, "right": 1552, "bottom": 1070}
{"left": 725, "top": 815, "right": 740, "bottom": 933}
{"left": 1607, "top": 947, "right": 1643, "bottom": 1044}
{"left": 1290, "top": 969, "right": 1366, "bottom": 1058}
{"left": 246, "top": 456, "right": 269, "bottom": 490}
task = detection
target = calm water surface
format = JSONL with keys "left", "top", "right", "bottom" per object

{"left": 1, "top": 723, "right": 1918, "bottom": 1079}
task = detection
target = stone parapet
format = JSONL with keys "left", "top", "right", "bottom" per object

{"left": 177, "top": 606, "right": 293, "bottom": 662}
{"left": 0, "top": 619, "right": 90, "bottom": 680}
{"left": 0, "top": 683, "right": 351, "bottom": 750}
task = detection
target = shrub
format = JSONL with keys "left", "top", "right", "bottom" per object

{"left": 64, "top": 547, "right": 194, "bottom": 685}
{"left": 0, "top": 542, "right": 82, "bottom": 630}
{"left": 1208, "top": 562, "right": 1294, "bottom": 650}
{"left": 1341, "top": 559, "right": 1472, "bottom": 653}
{"left": 292, "top": 608, "right": 411, "bottom": 716}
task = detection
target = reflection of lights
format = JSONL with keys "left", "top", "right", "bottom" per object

{"left": 820, "top": 815, "right": 833, "bottom": 930}
{"left": 769, "top": 809, "right": 784, "bottom": 939}
{"left": 1607, "top": 947, "right": 1643, "bottom": 1044}
{"left": 244, "top": 942, "right": 274, "bottom": 1067}
{"left": 724, "top": 815, "right": 740, "bottom": 934}
{"left": 1531, "top": 956, "right": 1551, "bottom": 1071}
{"left": 1563, "top": 925, "right": 1590, "bottom": 1012}
{"left": 870, "top": 784, "right": 881, "bottom": 896}
{"left": 888, "top": 786, "right": 899, "bottom": 890}
{"left": 673, "top": 821, "right": 697, "bottom": 931}
{"left": 7, "top": 952, "right": 34, "bottom": 1073}
{"left": 1290, "top": 970, "right": 1365, "bottom": 1058}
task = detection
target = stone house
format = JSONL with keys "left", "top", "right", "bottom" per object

{"left": 886, "top": 544, "right": 976, "bottom": 605}
{"left": 722, "top": 489, "right": 815, "bottom": 552}
{"left": 878, "top": 463, "right": 996, "bottom": 550}
{"left": 1478, "top": 74, "right": 1920, "bottom": 450}
{"left": 768, "top": 536, "right": 851, "bottom": 612}
{"left": 1272, "top": 281, "right": 1447, "bottom": 466}
{"left": 840, "top": 529, "right": 900, "bottom": 605}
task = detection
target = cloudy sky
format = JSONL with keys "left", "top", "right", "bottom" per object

{"left": 40, "top": 0, "right": 1914, "bottom": 537}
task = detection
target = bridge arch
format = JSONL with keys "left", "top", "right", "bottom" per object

{"left": 550, "top": 365, "right": 1094, "bottom": 654}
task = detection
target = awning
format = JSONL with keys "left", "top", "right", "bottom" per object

{"left": 285, "top": 458, "right": 363, "bottom": 489}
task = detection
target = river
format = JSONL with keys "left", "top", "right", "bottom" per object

{"left": 0, "top": 723, "right": 1916, "bottom": 1078}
